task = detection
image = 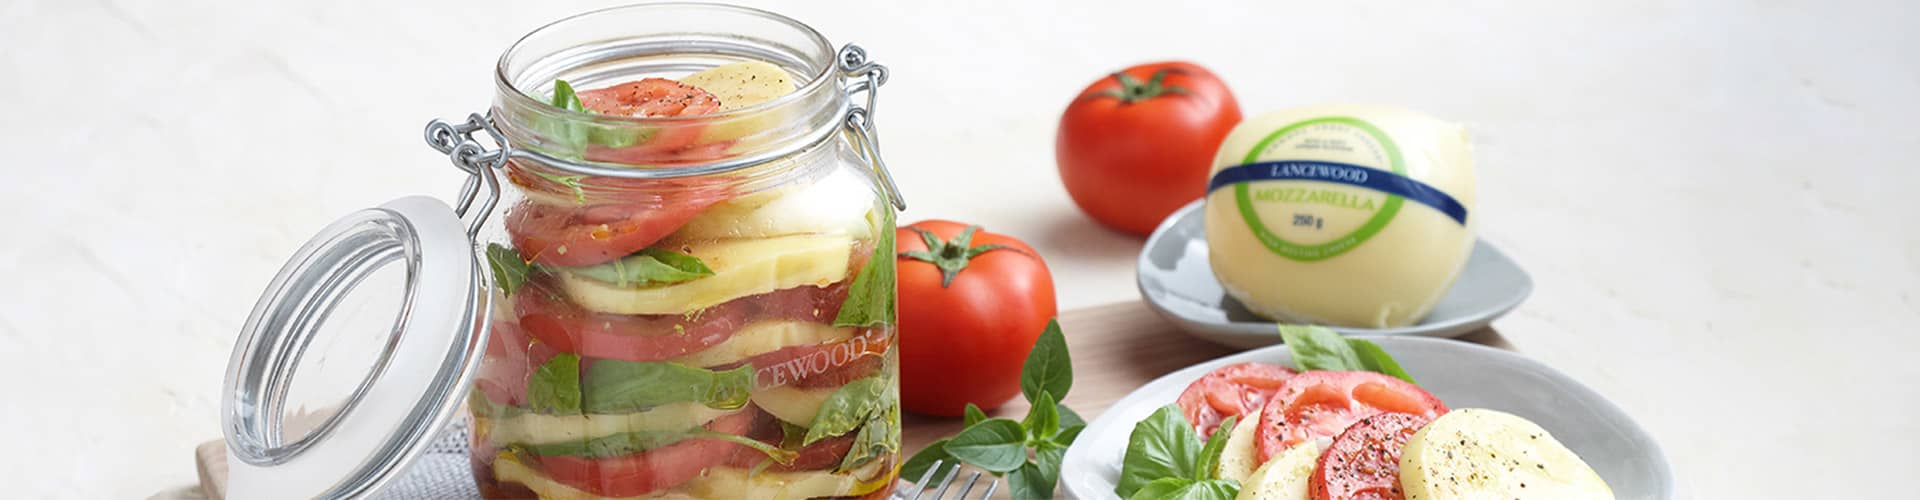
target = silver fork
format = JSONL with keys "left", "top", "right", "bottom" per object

{"left": 890, "top": 460, "right": 999, "bottom": 500}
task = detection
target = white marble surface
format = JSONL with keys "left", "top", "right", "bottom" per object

{"left": 3, "top": 0, "right": 1916, "bottom": 498}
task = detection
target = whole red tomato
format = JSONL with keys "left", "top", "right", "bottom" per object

{"left": 896, "top": 220, "right": 1057, "bottom": 416}
{"left": 1057, "top": 61, "right": 1242, "bottom": 236}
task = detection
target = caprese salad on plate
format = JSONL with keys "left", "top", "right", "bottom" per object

{"left": 1059, "top": 328, "right": 1672, "bottom": 500}
{"left": 469, "top": 60, "right": 901, "bottom": 499}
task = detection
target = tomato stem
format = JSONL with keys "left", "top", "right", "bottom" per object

{"left": 1091, "top": 69, "right": 1188, "bottom": 104}
{"left": 898, "top": 225, "right": 1020, "bottom": 288}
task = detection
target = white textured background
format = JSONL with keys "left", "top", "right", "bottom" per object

{"left": 3, "top": 0, "right": 1917, "bottom": 498}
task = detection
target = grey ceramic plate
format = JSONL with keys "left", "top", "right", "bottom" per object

{"left": 1059, "top": 337, "right": 1673, "bottom": 499}
{"left": 1138, "top": 200, "right": 1533, "bottom": 349}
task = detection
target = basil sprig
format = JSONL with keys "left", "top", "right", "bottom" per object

{"left": 565, "top": 248, "right": 716, "bottom": 289}
{"left": 834, "top": 209, "right": 897, "bottom": 328}
{"left": 1278, "top": 325, "right": 1415, "bottom": 383}
{"left": 903, "top": 319, "right": 1080, "bottom": 500}
{"left": 1115, "top": 407, "right": 1241, "bottom": 500}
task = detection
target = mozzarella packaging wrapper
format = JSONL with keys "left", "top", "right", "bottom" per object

{"left": 1203, "top": 105, "right": 1476, "bottom": 328}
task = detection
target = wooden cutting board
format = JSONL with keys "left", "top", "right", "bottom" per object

{"left": 194, "top": 300, "right": 1509, "bottom": 499}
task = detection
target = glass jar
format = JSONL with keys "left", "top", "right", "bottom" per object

{"left": 461, "top": 4, "right": 903, "bottom": 499}
{"left": 219, "top": 3, "right": 903, "bottom": 499}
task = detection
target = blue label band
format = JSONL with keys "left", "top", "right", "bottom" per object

{"left": 1208, "top": 160, "right": 1469, "bottom": 226}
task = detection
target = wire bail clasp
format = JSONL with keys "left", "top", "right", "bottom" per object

{"left": 839, "top": 44, "right": 906, "bottom": 212}
{"left": 423, "top": 113, "right": 509, "bottom": 236}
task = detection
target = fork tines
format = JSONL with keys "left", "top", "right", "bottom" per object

{"left": 895, "top": 460, "right": 999, "bottom": 500}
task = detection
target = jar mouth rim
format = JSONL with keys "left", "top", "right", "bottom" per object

{"left": 492, "top": 1, "right": 837, "bottom": 125}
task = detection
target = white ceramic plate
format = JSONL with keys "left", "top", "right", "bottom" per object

{"left": 1059, "top": 337, "right": 1673, "bottom": 499}
{"left": 1138, "top": 201, "right": 1533, "bottom": 349}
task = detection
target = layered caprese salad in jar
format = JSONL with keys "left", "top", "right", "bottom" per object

{"left": 468, "top": 53, "right": 901, "bottom": 499}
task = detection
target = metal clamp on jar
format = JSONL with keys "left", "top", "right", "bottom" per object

{"left": 221, "top": 4, "right": 906, "bottom": 498}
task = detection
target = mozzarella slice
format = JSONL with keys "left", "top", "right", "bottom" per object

{"left": 485, "top": 404, "right": 738, "bottom": 446}
{"left": 681, "top": 60, "right": 798, "bottom": 144}
{"left": 661, "top": 167, "right": 876, "bottom": 245}
{"left": 1214, "top": 413, "right": 1264, "bottom": 483}
{"left": 681, "top": 61, "right": 795, "bottom": 112}
{"left": 750, "top": 384, "right": 840, "bottom": 426}
{"left": 667, "top": 321, "right": 857, "bottom": 368}
{"left": 557, "top": 233, "right": 852, "bottom": 315}
{"left": 1236, "top": 441, "right": 1321, "bottom": 500}
{"left": 1400, "top": 409, "right": 1613, "bottom": 500}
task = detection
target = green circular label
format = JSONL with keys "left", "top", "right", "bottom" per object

{"left": 1232, "top": 117, "right": 1406, "bottom": 261}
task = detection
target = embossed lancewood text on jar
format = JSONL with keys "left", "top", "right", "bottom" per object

{"left": 219, "top": 3, "right": 904, "bottom": 499}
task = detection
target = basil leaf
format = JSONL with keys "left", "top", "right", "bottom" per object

{"left": 944, "top": 418, "right": 1027, "bottom": 473}
{"left": 1278, "top": 325, "right": 1416, "bottom": 384}
{"left": 1278, "top": 324, "right": 1361, "bottom": 371}
{"left": 581, "top": 361, "right": 752, "bottom": 413}
{"left": 834, "top": 209, "right": 896, "bottom": 327}
{"left": 467, "top": 389, "right": 527, "bottom": 420}
{"left": 1059, "top": 405, "right": 1086, "bottom": 431}
{"left": 587, "top": 124, "right": 644, "bottom": 149}
{"left": 900, "top": 438, "right": 960, "bottom": 486}
{"left": 1130, "top": 477, "right": 1192, "bottom": 500}
{"left": 1193, "top": 415, "right": 1237, "bottom": 481}
{"left": 1023, "top": 391, "right": 1060, "bottom": 442}
{"left": 838, "top": 401, "right": 899, "bottom": 472}
{"left": 527, "top": 353, "right": 582, "bottom": 414}
{"left": 1115, "top": 405, "right": 1203, "bottom": 498}
{"left": 778, "top": 420, "right": 809, "bottom": 450}
{"left": 485, "top": 244, "right": 532, "bottom": 296}
{"left": 545, "top": 79, "right": 592, "bottom": 154}
{"left": 565, "top": 248, "right": 715, "bottom": 288}
{"left": 523, "top": 426, "right": 794, "bottom": 464}
{"left": 1010, "top": 446, "right": 1065, "bottom": 500}
{"left": 551, "top": 79, "right": 584, "bottom": 111}
{"left": 1128, "top": 477, "right": 1240, "bottom": 500}
{"left": 1054, "top": 423, "right": 1086, "bottom": 447}
{"left": 804, "top": 376, "right": 888, "bottom": 445}
{"left": 1020, "top": 319, "right": 1072, "bottom": 404}
{"left": 1348, "top": 337, "right": 1416, "bottom": 384}
{"left": 963, "top": 403, "right": 988, "bottom": 428}
{"left": 526, "top": 170, "right": 589, "bottom": 205}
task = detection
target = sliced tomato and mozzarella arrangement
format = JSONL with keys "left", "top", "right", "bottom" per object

{"left": 471, "top": 60, "right": 897, "bottom": 500}
{"left": 1121, "top": 329, "right": 1612, "bottom": 500}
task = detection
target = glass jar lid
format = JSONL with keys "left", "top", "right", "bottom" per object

{"left": 220, "top": 196, "right": 490, "bottom": 498}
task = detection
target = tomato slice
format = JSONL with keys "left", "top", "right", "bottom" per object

{"left": 1255, "top": 371, "right": 1448, "bottom": 462}
{"left": 1175, "top": 362, "right": 1296, "bottom": 439}
{"left": 576, "top": 78, "right": 722, "bottom": 164}
{"left": 516, "top": 288, "right": 747, "bottom": 362}
{"left": 515, "top": 283, "right": 850, "bottom": 362}
{"left": 726, "top": 418, "right": 859, "bottom": 472}
{"left": 579, "top": 78, "right": 721, "bottom": 117}
{"left": 534, "top": 409, "right": 755, "bottom": 497}
{"left": 503, "top": 191, "right": 727, "bottom": 267}
{"left": 474, "top": 321, "right": 559, "bottom": 406}
{"left": 1310, "top": 412, "right": 1432, "bottom": 500}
